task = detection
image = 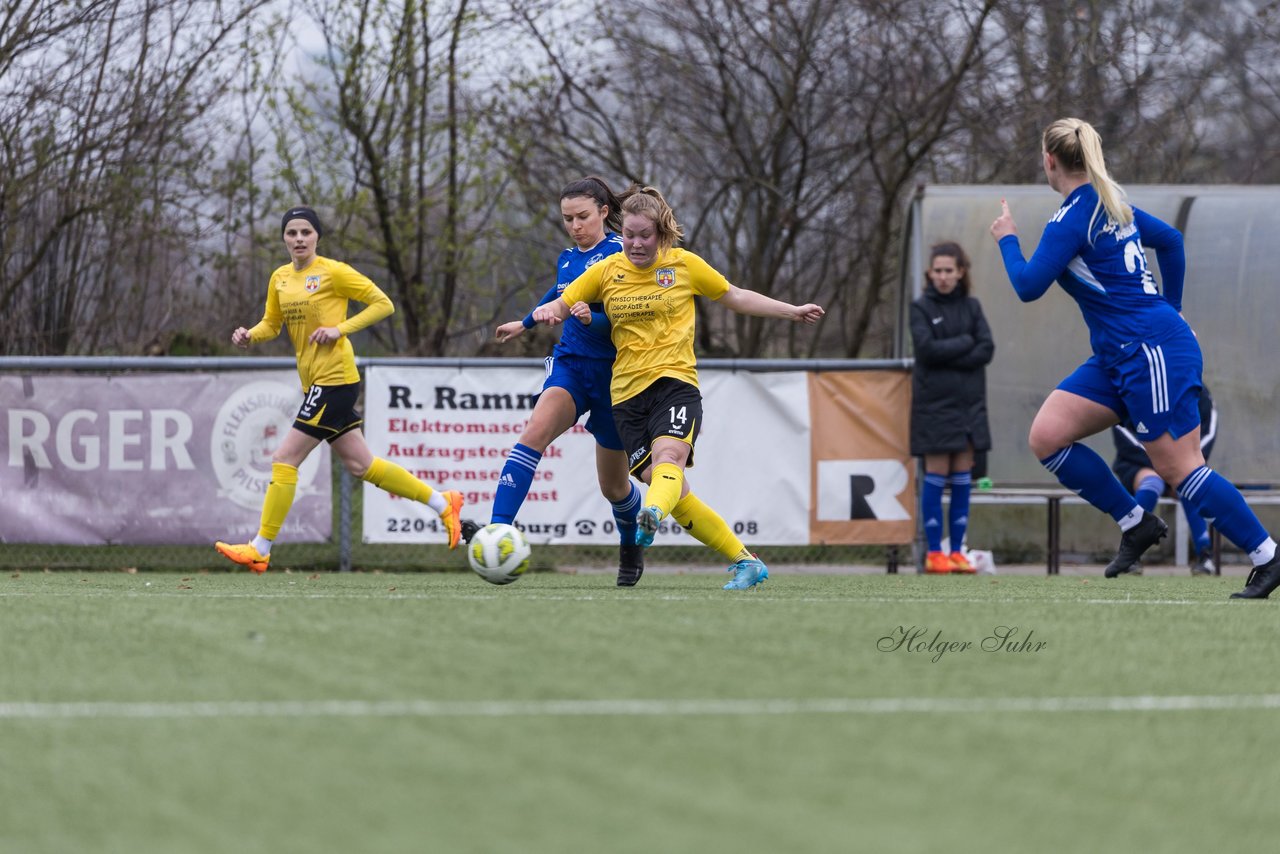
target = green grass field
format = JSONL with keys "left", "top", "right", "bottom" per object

{"left": 2, "top": 569, "right": 1278, "bottom": 854}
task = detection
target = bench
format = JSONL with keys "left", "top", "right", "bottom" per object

{"left": 917, "top": 485, "right": 1280, "bottom": 575}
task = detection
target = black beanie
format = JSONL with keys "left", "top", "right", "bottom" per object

{"left": 281, "top": 206, "right": 324, "bottom": 238}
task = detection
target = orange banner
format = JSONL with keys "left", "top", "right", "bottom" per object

{"left": 808, "top": 371, "right": 915, "bottom": 545}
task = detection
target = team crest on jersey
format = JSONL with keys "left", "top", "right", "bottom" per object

{"left": 656, "top": 268, "right": 676, "bottom": 288}
{"left": 305, "top": 275, "right": 321, "bottom": 293}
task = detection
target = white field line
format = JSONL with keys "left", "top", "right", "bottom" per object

{"left": 0, "top": 590, "right": 1242, "bottom": 606}
{"left": 2, "top": 695, "right": 1280, "bottom": 720}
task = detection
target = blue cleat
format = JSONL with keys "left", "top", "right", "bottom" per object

{"left": 724, "top": 557, "right": 769, "bottom": 590}
{"left": 634, "top": 505, "right": 663, "bottom": 547}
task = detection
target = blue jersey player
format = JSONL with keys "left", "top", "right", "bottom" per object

{"left": 475, "top": 176, "right": 644, "bottom": 586}
{"left": 991, "top": 117, "right": 1280, "bottom": 598}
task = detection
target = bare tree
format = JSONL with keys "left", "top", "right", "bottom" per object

{"left": 932, "top": 1, "right": 1280, "bottom": 186}
{"left": 0, "top": 0, "right": 277, "bottom": 355}
{"left": 264, "top": 0, "right": 546, "bottom": 356}
{"left": 496, "top": 0, "right": 996, "bottom": 357}
{"left": 10, "top": 0, "right": 1280, "bottom": 357}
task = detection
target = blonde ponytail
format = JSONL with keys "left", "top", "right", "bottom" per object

{"left": 1076, "top": 123, "right": 1131, "bottom": 228}
{"left": 1042, "top": 118, "right": 1132, "bottom": 232}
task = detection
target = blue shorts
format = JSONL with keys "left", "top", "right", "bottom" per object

{"left": 540, "top": 354, "right": 623, "bottom": 451}
{"left": 1058, "top": 329, "right": 1203, "bottom": 441}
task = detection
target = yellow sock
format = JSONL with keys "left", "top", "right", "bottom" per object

{"left": 258, "top": 462, "right": 299, "bottom": 541}
{"left": 363, "top": 457, "right": 434, "bottom": 503}
{"left": 671, "top": 491, "right": 751, "bottom": 563}
{"left": 645, "top": 462, "right": 685, "bottom": 518}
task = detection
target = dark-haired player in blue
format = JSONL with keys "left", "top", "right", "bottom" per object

{"left": 473, "top": 176, "right": 644, "bottom": 586}
{"left": 991, "top": 117, "right": 1280, "bottom": 598}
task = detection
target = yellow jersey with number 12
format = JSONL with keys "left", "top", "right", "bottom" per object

{"left": 248, "top": 255, "right": 394, "bottom": 390}
{"left": 559, "top": 247, "right": 730, "bottom": 404}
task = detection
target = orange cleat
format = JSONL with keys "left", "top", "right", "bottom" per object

{"left": 925, "top": 550, "right": 953, "bottom": 574}
{"left": 949, "top": 551, "right": 975, "bottom": 573}
{"left": 214, "top": 541, "right": 269, "bottom": 573}
{"left": 439, "top": 491, "right": 464, "bottom": 550}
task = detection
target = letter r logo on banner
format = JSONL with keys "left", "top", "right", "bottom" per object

{"left": 816, "top": 460, "right": 910, "bottom": 521}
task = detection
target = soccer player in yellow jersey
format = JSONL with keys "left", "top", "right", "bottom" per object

{"left": 533, "top": 186, "right": 824, "bottom": 589}
{"left": 215, "top": 206, "right": 463, "bottom": 572}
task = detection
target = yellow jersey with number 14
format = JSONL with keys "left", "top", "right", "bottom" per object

{"left": 248, "top": 255, "right": 394, "bottom": 390}
{"left": 559, "top": 247, "right": 730, "bottom": 405}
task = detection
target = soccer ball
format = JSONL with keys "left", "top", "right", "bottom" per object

{"left": 467, "top": 523, "right": 531, "bottom": 585}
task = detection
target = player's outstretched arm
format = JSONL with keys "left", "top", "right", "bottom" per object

{"left": 990, "top": 198, "right": 1058, "bottom": 303}
{"left": 502, "top": 281, "right": 563, "bottom": 341}
{"left": 716, "top": 285, "right": 824, "bottom": 324}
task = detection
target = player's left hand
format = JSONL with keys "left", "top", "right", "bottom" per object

{"left": 568, "top": 301, "right": 592, "bottom": 324}
{"left": 793, "top": 304, "right": 825, "bottom": 324}
{"left": 990, "top": 199, "right": 1017, "bottom": 241}
{"left": 309, "top": 326, "right": 341, "bottom": 344}
{"left": 495, "top": 320, "right": 526, "bottom": 343}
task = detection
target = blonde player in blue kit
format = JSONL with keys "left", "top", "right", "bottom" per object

{"left": 215, "top": 207, "right": 463, "bottom": 572}
{"left": 533, "top": 186, "right": 824, "bottom": 590}
{"left": 991, "top": 118, "right": 1280, "bottom": 598}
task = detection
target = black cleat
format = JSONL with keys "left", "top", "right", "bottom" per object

{"left": 1190, "top": 550, "right": 1216, "bottom": 576}
{"left": 1230, "top": 554, "right": 1280, "bottom": 599}
{"left": 459, "top": 519, "right": 481, "bottom": 544}
{"left": 1104, "top": 513, "right": 1168, "bottom": 578}
{"left": 617, "top": 542, "right": 645, "bottom": 587}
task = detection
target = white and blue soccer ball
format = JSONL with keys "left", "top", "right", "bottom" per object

{"left": 467, "top": 523, "right": 532, "bottom": 585}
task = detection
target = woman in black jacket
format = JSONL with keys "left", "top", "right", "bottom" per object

{"left": 910, "top": 242, "right": 995, "bottom": 573}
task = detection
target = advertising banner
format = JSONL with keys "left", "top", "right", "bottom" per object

{"left": 808, "top": 371, "right": 915, "bottom": 545}
{"left": 361, "top": 366, "right": 810, "bottom": 545}
{"left": 0, "top": 365, "right": 912, "bottom": 548}
{"left": 0, "top": 372, "right": 331, "bottom": 545}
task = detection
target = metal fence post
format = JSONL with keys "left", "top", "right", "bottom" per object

{"left": 339, "top": 469, "right": 352, "bottom": 572}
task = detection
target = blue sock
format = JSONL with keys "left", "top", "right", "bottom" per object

{"left": 1040, "top": 443, "right": 1139, "bottom": 523}
{"left": 1176, "top": 466, "right": 1268, "bottom": 554}
{"left": 1180, "top": 497, "right": 1211, "bottom": 554}
{"left": 1134, "top": 474, "right": 1164, "bottom": 514}
{"left": 948, "top": 471, "right": 972, "bottom": 552}
{"left": 922, "top": 472, "right": 946, "bottom": 552}
{"left": 491, "top": 443, "right": 541, "bottom": 524}
{"left": 612, "top": 482, "right": 642, "bottom": 545}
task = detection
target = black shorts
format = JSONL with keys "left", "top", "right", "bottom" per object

{"left": 1112, "top": 458, "right": 1148, "bottom": 495}
{"left": 294, "top": 382, "right": 363, "bottom": 443}
{"left": 1111, "top": 425, "right": 1151, "bottom": 492}
{"left": 612, "top": 377, "right": 703, "bottom": 475}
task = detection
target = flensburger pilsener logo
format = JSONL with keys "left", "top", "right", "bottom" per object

{"left": 211, "top": 380, "right": 321, "bottom": 510}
